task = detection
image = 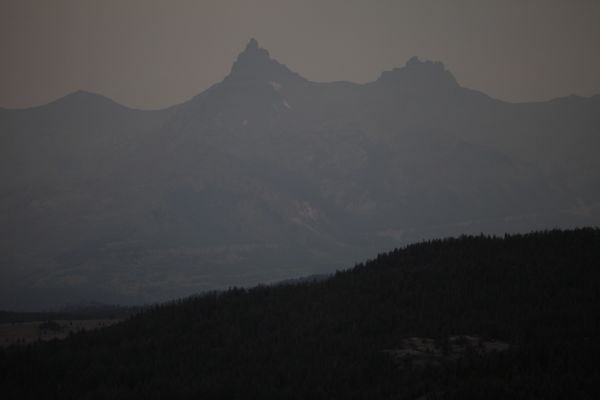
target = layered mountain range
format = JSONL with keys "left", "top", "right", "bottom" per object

{"left": 1, "top": 39, "right": 599, "bottom": 309}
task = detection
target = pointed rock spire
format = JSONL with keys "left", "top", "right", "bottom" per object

{"left": 237, "top": 38, "right": 271, "bottom": 62}
{"left": 246, "top": 38, "right": 259, "bottom": 51}
{"left": 226, "top": 38, "right": 303, "bottom": 83}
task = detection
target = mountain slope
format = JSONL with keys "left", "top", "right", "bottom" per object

{"left": 1, "top": 228, "right": 599, "bottom": 399}
{"left": 1, "top": 40, "right": 600, "bottom": 309}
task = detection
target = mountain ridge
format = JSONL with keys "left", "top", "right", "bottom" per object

{"left": 1, "top": 39, "right": 599, "bottom": 309}
{"left": 4, "top": 39, "right": 598, "bottom": 112}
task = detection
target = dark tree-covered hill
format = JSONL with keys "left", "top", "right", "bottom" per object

{"left": 1, "top": 228, "right": 600, "bottom": 399}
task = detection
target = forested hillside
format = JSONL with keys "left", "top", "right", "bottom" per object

{"left": 1, "top": 228, "right": 599, "bottom": 399}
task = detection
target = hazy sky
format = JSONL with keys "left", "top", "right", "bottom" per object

{"left": 1, "top": 0, "right": 599, "bottom": 109}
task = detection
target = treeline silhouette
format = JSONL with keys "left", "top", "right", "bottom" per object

{"left": 1, "top": 228, "right": 599, "bottom": 399}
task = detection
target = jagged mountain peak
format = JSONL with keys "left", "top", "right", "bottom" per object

{"left": 376, "top": 56, "right": 459, "bottom": 91}
{"left": 237, "top": 38, "right": 270, "bottom": 62}
{"left": 225, "top": 38, "right": 303, "bottom": 83}
{"left": 405, "top": 56, "right": 452, "bottom": 77}
{"left": 245, "top": 38, "right": 260, "bottom": 51}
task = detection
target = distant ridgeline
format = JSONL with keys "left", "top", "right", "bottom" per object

{"left": 1, "top": 228, "right": 599, "bottom": 399}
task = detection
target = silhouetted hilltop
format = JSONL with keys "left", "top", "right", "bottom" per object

{"left": 1, "top": 228, "right": 599, "bottom": 399}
